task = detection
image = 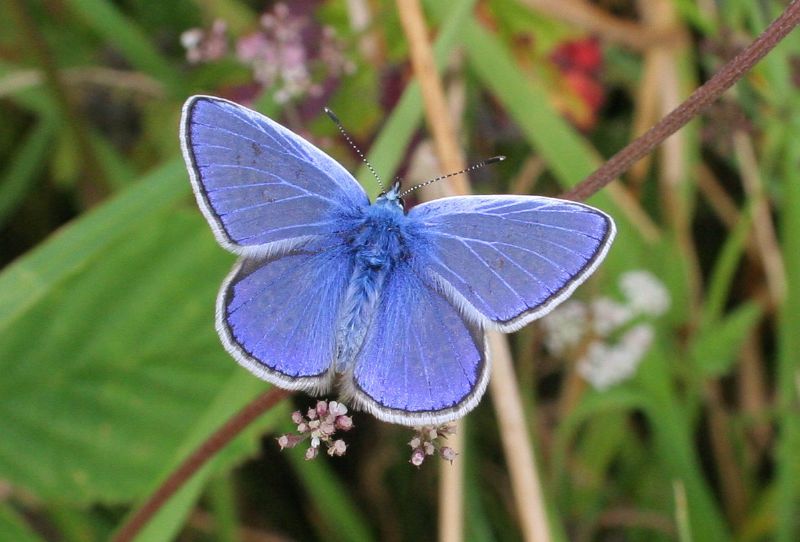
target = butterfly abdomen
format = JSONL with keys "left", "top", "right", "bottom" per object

{"left": 334, "top": 207, "right": 413, "bottom": 371}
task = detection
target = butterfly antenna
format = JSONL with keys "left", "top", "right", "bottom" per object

{"left": 324, "top": 107, "right": 386, "bottom": 193}
{"left": 398, "top": 156, "right": 506, "bottom": 198}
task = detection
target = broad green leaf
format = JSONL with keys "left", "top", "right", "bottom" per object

{"left": 0, "top": 158, "right": 185, "bottom": 333}
{"left": 0, "top": 207, "right": 236, "bottom": 503}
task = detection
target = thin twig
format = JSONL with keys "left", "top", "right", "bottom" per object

{"left": 564, "top": 0, "right": 800, "bottom": 202}
{"left": 112, "top": 388, "right": 291, "bottom": 542}
{"left": 396, "top": 0, "right": 469, "bottom": 194}
{"left": 704, "top": 381, "right": 749, "bottom": 524}
{"left": 738, "top": 332, "right": 772, "bottom": 456}
{"left": 395, "top": 2, "right": 468, "bottom": 540}
{"left": 489, "top": 334, "right": 552, "bottom": 542}
{"left": 733, "top": 130, "right": 787, "bottom": 305}
{"left": 0, "top": 67, "right": 164, "bottom": 99}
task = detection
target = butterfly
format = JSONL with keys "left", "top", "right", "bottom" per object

{"left": 180, "top": 95, "right": 615, "bottom": 426}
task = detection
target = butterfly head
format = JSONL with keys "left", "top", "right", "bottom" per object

{"left": 375, "top": 180, "right": 405, "bottom": 213}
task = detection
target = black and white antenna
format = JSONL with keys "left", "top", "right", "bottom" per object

{"left": 398, "top": 156, "right": 506, "bottom": 198}
{"left": 324, "top": 107, "right": 386, "bottom": 193}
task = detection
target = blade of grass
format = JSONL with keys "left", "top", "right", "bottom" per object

{"left": 674, "top": 481, "right": 693, "bottom": 542}
{"left": 285, "top": 439, "right": 374, "bottom": 542}
{"left": 89, "top": 132, "right": 138, "bottom": 188}
{"left": 207, "top": 475, "right": 238, "bottom": 542}
{"left": 0, "top": 117, "right": 56, "bottom": 226}
{"left": 635, "top": 348, "right": 730, "bottom": 541}
{"left": 44, "top": 506, "right": 97, "bottom": 542}
{"left": 64, "top": 0, "right": 182, "bottom": 94}
{"left": 700, "top": 202, "right": 755, "bottom": 327}
{"left": 775, "top": 120, "right": 800, "bottom": 542}
{"left": 461, "top": 19, "right": 598, "bottom": 188}
{"left": 464, "top": 438, "right": 496, "bottom": 542}
{"left": 691, "top": 302, "right": 764, "bottom": 378}
{"left": 8, "top": 0, "right": 109, "bottom": 205}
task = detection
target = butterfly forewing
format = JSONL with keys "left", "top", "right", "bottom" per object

{"left": 409, "top": 195, "right": 615, "bottom": 331}
{"left": 181, "top": 96, "right": 369, "bottom": 257}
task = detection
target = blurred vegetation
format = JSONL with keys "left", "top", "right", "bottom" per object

{"left": 1, "top": 0, "right": 800, "bottom": 540}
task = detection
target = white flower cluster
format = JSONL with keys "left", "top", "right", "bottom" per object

{"left": 541, "top": 270, "right": 670, "bottom": 390}
{"left": 577, "top": 325, "right": 654, "bottom": 390}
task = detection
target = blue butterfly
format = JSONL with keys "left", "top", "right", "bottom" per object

{"left": 180, "top": 95, "right": 615, "bottom": 426}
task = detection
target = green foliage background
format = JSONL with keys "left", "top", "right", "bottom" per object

{"left": 1, "top": 0, "right": 799, "bottom": 540}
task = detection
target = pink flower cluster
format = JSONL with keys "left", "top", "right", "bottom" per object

{"left": 408, "top": 424, "right": 458, "bottom": 467}
{"left": 181, "top": 3, "right": 354, "bottom": 104}
{"left": 277, "top": 400, "right": 353, "bottom": 460}
{"left": 181, "top": 19, "right": 228, "bottom": 64}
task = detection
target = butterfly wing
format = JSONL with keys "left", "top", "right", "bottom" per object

{"left": 217, "top": 239, "right": 353, "bottom": 391}
{"left": 409, "top": 195, "right": 615, "bottom": 331}
{"left": 346, "top": 261, "right": 489, "bottom": 426}
{"left": 181, "top": 96, "right": 369, "bottom": 257}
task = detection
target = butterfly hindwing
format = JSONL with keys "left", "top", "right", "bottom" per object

{"left": 409, "top": 195, "right": 615, "bottom": 331}
{"left": 346, "top": 261, "right": 490, "bottom": 426}
{"left": 218, "top": 241, "right": 353, "bottom": 391}
{"left": 181, "top": 96, "right": 369, "bottom": 257}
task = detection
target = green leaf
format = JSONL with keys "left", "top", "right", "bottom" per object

{"left": 691, "top": 302, "right": 763, "bottom": 377}
{"left": 776, "top": 101, "right": 800, "bottom": 542}
{"left": 0, "top": 205, "right": 238, "bottom": 503}
{"left": 0, "top": 158, "right": 185, "bottom": 333}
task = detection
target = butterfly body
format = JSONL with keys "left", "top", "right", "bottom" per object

{"left": 334, "top": 187, "right": 415, "bottom": 371}
{"left": 181, "top": 95, "right": 616, "bottom": 425}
